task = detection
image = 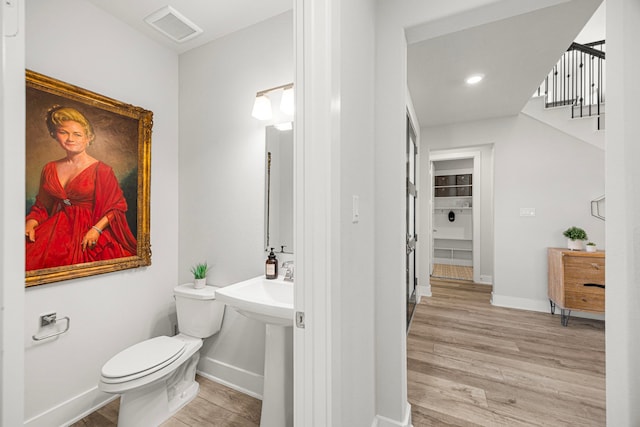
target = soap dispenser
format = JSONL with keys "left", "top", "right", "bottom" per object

{"left": 265, "top": 248, "right": 278, "bottom": 279}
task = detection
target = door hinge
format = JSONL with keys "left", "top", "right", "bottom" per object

{"left": 295, "top": 311, "right": 305, "bottom": 329}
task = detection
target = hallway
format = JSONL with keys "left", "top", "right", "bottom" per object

{"left": 408, "top": 279, "right": 605, "bottom": 426}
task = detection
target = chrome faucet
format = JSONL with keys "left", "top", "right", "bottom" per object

{"left": 282, "top": 261, "right": 295, "bottom": 282}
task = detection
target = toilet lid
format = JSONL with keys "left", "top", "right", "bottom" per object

{"left": 101, "top": 336, "right": 186, "bottom": 382}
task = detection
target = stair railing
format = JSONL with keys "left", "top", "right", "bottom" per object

{"left": 537, "top": 40, "right": 605, "bottom": 129}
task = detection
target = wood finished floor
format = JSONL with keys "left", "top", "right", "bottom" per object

{"left": 409, "top": 278, "right": 605, "bottom": 426}
{"left": 73, "top": 279, "right": 605, "bottom": 426}
{"left": 432, "top": 264, "right": 474, "bottom": 281}
{"left": 70, "top": 376, "right": 262, "bottom": 426}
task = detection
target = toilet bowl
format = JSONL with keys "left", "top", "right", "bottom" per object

{"left": 99, "top": 284, "right": 225, "bottom": 427}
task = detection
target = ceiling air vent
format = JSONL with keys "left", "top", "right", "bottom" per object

{"left": 144, "top": 6, "right": 203, "bottom": 43}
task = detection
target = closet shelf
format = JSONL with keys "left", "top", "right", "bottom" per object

{"left": 434, "top": 207, "right": 472, "bottom": 211}
{"left": 433, "top": 247, "right": 472, "bottom": 252}
{"left": 433, "top": 236, "right": 471, "bottom": 241}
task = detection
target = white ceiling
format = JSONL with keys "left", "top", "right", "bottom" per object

{"left": 407, "top": 0, "right": 604, "bottom": 128}
{"left": 84, "top": 0, "right": 292, "bottom": 54}
{"left": 84, "top": 0, "right": 603, "bottom": 129}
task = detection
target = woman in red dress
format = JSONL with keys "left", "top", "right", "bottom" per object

{"left": 25, "top": 106, "right": 137, "bottom": 270}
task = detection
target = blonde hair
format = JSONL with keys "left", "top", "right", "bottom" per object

{"left": 46, "top": 106, "right": 95, "bottom": 143}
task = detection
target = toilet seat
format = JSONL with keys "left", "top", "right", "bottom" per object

{"left": 101, "top": 336, "right": 186, "bottom": 384}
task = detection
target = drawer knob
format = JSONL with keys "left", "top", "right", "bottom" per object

{"left": 590, "top": 263, "right": 601, "bottom": 269}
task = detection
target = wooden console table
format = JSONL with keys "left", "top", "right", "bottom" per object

{"left": 547, "top": 247, "right": 605, "bottom": 326}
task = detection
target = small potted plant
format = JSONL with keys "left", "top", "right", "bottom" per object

{"left": 563, "top": 226, "right": 588, "bottom": 251}
{"left": 191, "top": 261, "right": 211, "bottom": 289}
{"left": 586, "top": 241, "right": 597, "bottom": 253}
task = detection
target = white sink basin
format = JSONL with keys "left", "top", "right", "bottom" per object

{"left": 216, "top": 275, "right": 295, "bottom": 426}
{"left": 215, "top": 275, "right": 294, "bottom": 326}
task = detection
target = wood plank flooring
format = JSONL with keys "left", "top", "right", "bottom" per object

{"left": 70, "top": 376, "right": 261, "bottom": 426}
{"left": 409, "top": 278, "right": 605, "bottom": 426}
{"left": 73, "top": 278, "right": 605, "bottom": 426}
{"left": 432, "top": 264, "right": 474, "bottom": 281}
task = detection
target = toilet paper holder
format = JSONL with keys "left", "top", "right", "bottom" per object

{"left": 32, "top": 312, "right": 70, "bottom": 341}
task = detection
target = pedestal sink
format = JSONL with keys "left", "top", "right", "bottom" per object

{"left": 215, "top": 276, "right": 293, "bottom": 427}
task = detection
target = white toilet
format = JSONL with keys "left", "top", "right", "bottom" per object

{"left": 99, "top": 283, "right": 225, "bottom": 427}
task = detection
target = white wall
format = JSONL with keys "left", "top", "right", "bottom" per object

{"left": 25, "top": 1, "right": 180, "bottom": 425}
{"left": 337, "top": 0, "right": 376, "bottom": 424}
{"left": 606, "top": 0, "right": 640, "bottom": 423}
{"left": 423, "top": 114, "right": 605, "bottom": 312}
{"left": 1, "top": 0, "right": 26, "bottom": 425}
{"left": 178, "top": 12, "right": 293, "bottom": 396}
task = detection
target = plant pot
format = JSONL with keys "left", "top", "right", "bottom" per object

{"left": 567, "top": 239, "right": 584, "bottom": 251}
{"left": 586, "top": 245, "right": 597, "bottom": 253}
{"left": 194, "top": 278, "right": 207, "bottom": 289}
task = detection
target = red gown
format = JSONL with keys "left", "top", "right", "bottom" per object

{"left": 26, "top": 161, "right": 137, "bottom": 270}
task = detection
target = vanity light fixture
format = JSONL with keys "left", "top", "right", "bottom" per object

{"left": 252, "top": 94, "right": 272, "bottom": 120}
{"left": 465, "top": 74, "right": 484, "bottom": 85}
{"left": 252, "top": 83, "right": 294, "bottom": 120}
{"left": 280, "top": 87, "right": 295, "bottom": 115}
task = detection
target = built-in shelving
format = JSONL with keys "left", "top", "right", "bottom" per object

{"left": 434, "top": 174, "right": 472, "bottom": 197}
{"left": 433, "top": 172, "right": 473, "bottom": 267}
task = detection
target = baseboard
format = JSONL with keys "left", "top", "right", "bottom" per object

{"left": 479, "top": 275, "right": 493, "bottom": 284}
{"left": 24, "top": 386, "right": 115, "bottom": 427}
{"left": 372, "top": 402, "right": 412, "bottom": 427}
{"left": 417, "top": 283, "right": 431, "bottom": 299}
{"left": 197, "top": 356, "right": 263, "bottom": 399}
{"left": 491, "top": 293, "right": 605, "bottom": 321}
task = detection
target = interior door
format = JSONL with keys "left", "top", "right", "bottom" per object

{"left": 406, "top": 114, "right": 418, "bottom": 328}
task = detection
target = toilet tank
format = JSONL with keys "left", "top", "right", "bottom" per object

{"left": 174, "top": 284, "right": 225, "bottom": 338}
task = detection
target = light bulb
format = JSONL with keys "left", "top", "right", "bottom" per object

{"left": 280, "top": 87, "right": 294, "bottom": 116}
{"left": 252, "top": 94, "right": 272, "bottom": 120}
{"left": 465, "top": 74, "right": 484, "bottom": 85}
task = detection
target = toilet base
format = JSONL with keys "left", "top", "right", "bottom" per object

{"left": 115, "top": 347, "right": 201, "bottom": 427}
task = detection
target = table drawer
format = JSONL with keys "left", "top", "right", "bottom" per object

{"left": 565, "top": 290, "right": 605, "bottom": 312}
{"left": 564, "top": 256, "right": 605, "bottom": 292}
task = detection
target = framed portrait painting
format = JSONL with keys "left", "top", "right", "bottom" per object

{"left": 25, "top": 70, "right": 152, "bottom": 287}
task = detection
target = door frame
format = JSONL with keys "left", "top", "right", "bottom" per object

{"left": 429, "top": 149, "right": 482, "bottom": 284}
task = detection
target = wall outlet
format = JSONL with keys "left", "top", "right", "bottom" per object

{"left": 519, "top": 207, "right": 536, "bottom": 217}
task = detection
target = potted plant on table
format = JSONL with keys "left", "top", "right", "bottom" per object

{"left": 191, "top": 261, "right": 211, "bottom": 289}
{"left": 563, "top": 226, "right": 588, "bottom": 251}
{"left": 586, "top": 241, "right": 597, "bottom": 252}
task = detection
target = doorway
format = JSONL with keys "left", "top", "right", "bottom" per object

{"left": 429, "top": 148, "right": 484, "bottom": 284}
{"left": 406, "top": 114, "right": 418, "bottom": 327}
{"left": 431, "top": 159, "right": 474, "bottom": 281}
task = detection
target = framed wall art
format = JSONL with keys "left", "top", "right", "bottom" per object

{"left": 25, "top": 70, "right": 152, "bottom": 286}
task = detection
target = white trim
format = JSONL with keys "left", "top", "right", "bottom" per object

{"left": 294, "top": 0, "right": 339, "bottom": 424}
{"left": 197, "top": 357, "right": 263, "bottom": 399}
{"left": 24, "top": 357, "right": 265, "bottom": 427}
{"left": 1, "top": 0, "right": 26, "bottom": 425}
{"left": 372, "top": 402, "right": 412, "bottom": 427}
{"left": 430, "top": 148, "right": 483, "bottom": 284}
{"left": 479, "top": 274, "right": 493, "bottom": 284}
{"left": 24, "top": 387, "right": 115, "bottom": 427}
{"left": 417, "top": 283, "right": 432, "bottom": 299}
{"left": 491, "top": 293, "right": 605, "bottom": 321}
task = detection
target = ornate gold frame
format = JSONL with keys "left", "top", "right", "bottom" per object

{"left": 25, "top": 70, "right": 152, "bottom": 286}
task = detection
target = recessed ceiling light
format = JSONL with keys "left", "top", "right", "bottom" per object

{"left": 465, "top": 74, "right": 484, "bottom": 85}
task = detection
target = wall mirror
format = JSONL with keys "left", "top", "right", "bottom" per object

{"left": 264, "top": 125, "right": 294, "bottom": 253}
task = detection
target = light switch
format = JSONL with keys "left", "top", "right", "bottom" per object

{"left": 352, "top": 195, "right": 360, "bottom": 223}
{"left": 520, "top": 207, "right": 536, "bottom": 217}
{"left": 3, "top": 0, "right": 19, "bottom": 37}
